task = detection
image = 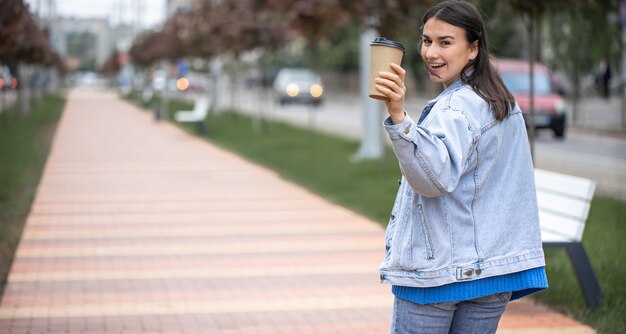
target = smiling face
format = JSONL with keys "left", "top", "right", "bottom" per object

{"left": 421, "top": 18, "right": 478, "bottom": 88}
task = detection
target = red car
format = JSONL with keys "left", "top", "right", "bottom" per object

{"left": 494, "top": 59, "right": 567, "bottom": 138}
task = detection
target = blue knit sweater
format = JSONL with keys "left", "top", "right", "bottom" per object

{"left": 392, "top": 267, "right": 548, "bottom": 304}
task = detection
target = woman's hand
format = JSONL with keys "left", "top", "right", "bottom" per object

{"left": 375, "top": 63, "right": 406, "bottom": 124}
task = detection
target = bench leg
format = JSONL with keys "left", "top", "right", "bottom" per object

{"left": 154, "top": 105, "right": 162, "bottom": 121}
{"left": 196, "top": 120, "right": 207, "bottom": 135}
{"left": 565, "top": 243, "right": 603, "bottom": 308}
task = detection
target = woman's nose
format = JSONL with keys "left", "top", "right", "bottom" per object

{"left": 425, "top": 45, "right": 439, "bottom": 59}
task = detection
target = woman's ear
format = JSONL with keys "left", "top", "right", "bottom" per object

{"left": 469, "top": 41, "right": 479, "bottom": 61}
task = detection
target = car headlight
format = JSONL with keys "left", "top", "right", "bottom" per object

{"left": 176, "top": 77, "right": 189, "bottom": 91}
{"left": 286, "top": 83, "right": 299, "bottom": 97}
{"left": 555, "top": 99, "right": 566, "bottom": 115}
{"left": 310, "top": 84, "right": 323, "bottom": 98}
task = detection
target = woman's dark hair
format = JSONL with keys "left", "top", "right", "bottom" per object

{"left": 422, "top": 0, "right": 514, "bottom": 121}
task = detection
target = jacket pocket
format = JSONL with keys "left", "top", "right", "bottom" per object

{"left": 382, "top": 207, "right": 400, "bottom": 267}
{"left": 384, "top": 212, "right": 397, "bottom": 251}
{"left": 385, "top": 203, "right": 436, "bottom": 271}
{"left": 383, "top": 183, "right": 404, "bottom": 257}
{"left": 402, "top": 204, "right": 435, "bottom": 270}
{"left": 415, "top": 204, "right": 435, "bottom": 262}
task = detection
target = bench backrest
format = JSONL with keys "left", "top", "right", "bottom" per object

{"left": 193, "top": 97, "right": 210, "bottom": 117}
{"left": 535, "top": 169, "right": 596, "bottom": 243}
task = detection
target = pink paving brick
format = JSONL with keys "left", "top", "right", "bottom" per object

{"left": 0, "top": 90, "right": 595, "bottom": 334}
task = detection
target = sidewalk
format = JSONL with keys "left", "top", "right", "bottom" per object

{"left": 567, "top": 95, "right": 626, "bottom": 136}
{"left": 0, "top": 90, "right": 595, "bottom": 333}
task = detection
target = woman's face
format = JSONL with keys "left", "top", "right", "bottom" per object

{"left": 421, "top": 18, "right": 478, "bottom": 88}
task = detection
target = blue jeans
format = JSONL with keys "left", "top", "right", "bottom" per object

{"left": 391, "top": 292, "right": 512, "bottom": 334}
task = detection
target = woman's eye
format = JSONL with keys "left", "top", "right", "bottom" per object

{"left": 422, "top": 39, "right": 431, "bottom": 45}
{"left": 441, "top": 41, "right": 450, "bottom": 46}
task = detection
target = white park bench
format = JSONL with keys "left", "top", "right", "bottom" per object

{"left": 175, "top": 96, "right": 211, "bottom": 134}
{"left": 535, "top": 168, "right": 602, "bottom": 308}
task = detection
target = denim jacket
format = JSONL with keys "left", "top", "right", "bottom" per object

{"left": 379, "top": 80, "right": 545, "bottom": 287}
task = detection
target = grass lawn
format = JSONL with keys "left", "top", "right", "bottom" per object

{"left": 0, "top": 94, "right": 66, "bottom": 296}
{"left": 124, "top": 95, "right": 625, "bottom": 333}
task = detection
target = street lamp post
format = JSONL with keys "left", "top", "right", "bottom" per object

{"left": 354, "top": 27, "right": 384, "bottom": 161}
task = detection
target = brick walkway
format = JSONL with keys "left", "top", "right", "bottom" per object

{"left": 0, "top": 90, "right": 595, "bottom": 333}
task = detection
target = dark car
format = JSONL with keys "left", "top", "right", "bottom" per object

{"left": 495, "top": 59, "right": 567, "bottom": 138}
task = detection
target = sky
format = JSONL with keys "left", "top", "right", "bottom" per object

{"left": 25, "top": 0, "right": 167, "bottom": 29}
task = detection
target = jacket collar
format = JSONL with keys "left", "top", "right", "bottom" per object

{"left": 428, "top": 79, "right": 466, "bottom": 105}
{"left": 418, "top": 79, "right": 466, "bottom": 125}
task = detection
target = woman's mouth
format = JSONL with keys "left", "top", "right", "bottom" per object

{"left": 429, "top": 63, "right": 446, "bottom": 70}
{"left": 423, "top": 63, "right": 442, "bottom": 78}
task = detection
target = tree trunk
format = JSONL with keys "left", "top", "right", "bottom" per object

{"left": 528, "top": 17, "right": 536, "bottom": 162}
{"left": 210, "top": 57, "right": 221, "bottom": 115}
{"left": 572, "top": 74, "right": 580, "bottom": 126}
{"left": 158, "top": 61, "right": 169, "bottom": 121}
{"left": 572, "top": 67, "right": 581, "bottom": 126}
{"left": 18, "top": 64, "right": 31, "bottom": 114}
{"left": 229, "top": 64, "right": 237, "bottom": 112}
{"left": 254, "top": 62, "right": 266, "bottom": 135}
{"left": 621, "top": 20, "right": 626, "bottom": 130}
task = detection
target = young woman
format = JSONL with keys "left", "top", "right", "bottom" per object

{"left": 374, "top": 1, "right": 548, "bottom": 333}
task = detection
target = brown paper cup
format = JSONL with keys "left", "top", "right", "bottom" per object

{"left": 369, "top": 37, "right": 405, "bottom": 100}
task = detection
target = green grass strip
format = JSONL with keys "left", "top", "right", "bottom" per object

{"left": 0, "top": 94, "right": 66, "bottom": 296}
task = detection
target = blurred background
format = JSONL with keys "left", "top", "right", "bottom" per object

{"left": 3, "top": 0, "right": 623, "bottom": 185}
{"left": 1, "top": 0, "right": 623, "bottom": 114}
{"left": 1, "top": 0, "right": 624, "bottom": 145}
{"left": 1, "top": 1, "right": 625, "bottom": 332}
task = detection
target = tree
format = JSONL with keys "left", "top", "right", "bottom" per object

{"left": 0, "top": 0, "right": 28, "bottom": 60}
{"left": 129, "top": 11, "right": 192, "bottom": 67}
{"left": 508, "top": 0, "right": 570, "bottom": 159}
{"left": 1, "top": 0, "right": 51, "bottom": 65}
{"left": 508, "top": 0, "right": 622, "bottom": 154}
{"left": 508, "top": 0, "right": 544, "bottom": 159}
{"left": 478, "top": 0, "right": 525, "bottom": 59}
{"left": 100, "top": 50, "right": 121, "bottom": 76}
{"left": 179, "top": 0, "right": 292, "bottom": 113}
{"left": 266, "top": 0, "right": 355, "bottom": 68}
{"left": 543, "top": 0, "right": 621, "bottom": 124}
{"left": 0, "top": 0, "right": 57, "bottom": 113}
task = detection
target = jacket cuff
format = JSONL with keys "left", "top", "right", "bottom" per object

{"left": 384, "top": 112, "right": 417, "bottom": 142}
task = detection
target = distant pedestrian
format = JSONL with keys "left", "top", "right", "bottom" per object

{"left": 596, "top": 58, "right": 612, "bottom": 99}
{"left": 373, "top": 1, "right": 548, "bottom": 333}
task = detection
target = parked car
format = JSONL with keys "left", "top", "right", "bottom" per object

{"left": 494, "top": 59, "right": 567, "bottom": 138}
{"left": 183, "top": 72, "right": 211, "bottom": 93}
{"left": 0, "top": 66, "right": 16, "bottom": 91}
{"left": 273, "top": 68, "right": 324, "bottom": 106}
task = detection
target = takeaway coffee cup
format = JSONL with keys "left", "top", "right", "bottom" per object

{"left": 369, "top": 37, "right": 405, "bottom": 100}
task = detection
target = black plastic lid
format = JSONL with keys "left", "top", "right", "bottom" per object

{"left": 370, "top": 37, "right": 405, "bottom": 52}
